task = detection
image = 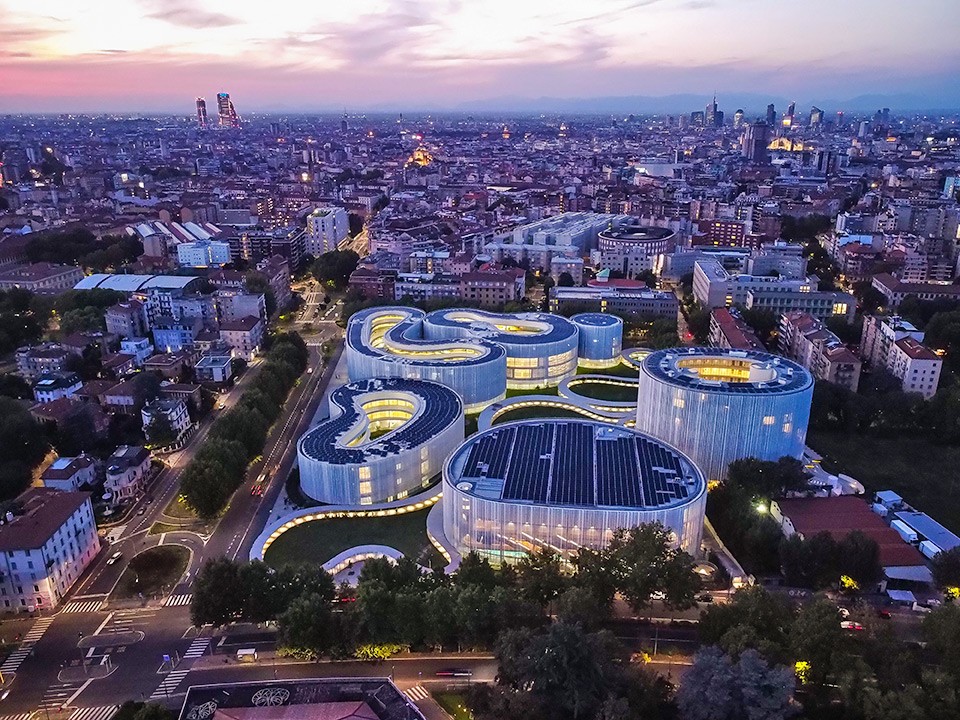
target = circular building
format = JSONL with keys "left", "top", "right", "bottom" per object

{"left": 634, "top": 348, "right": 814, "bottom": 481}
{"left": 298, "top": 378, "right": 464, "bottom": 504}
{"left": 422, "top": 309, "right": 579, "bottom": 389}
{"left": 570, "top": 313, "right": 623, "bottom": 369}
{"left": 442, "top": 418, "right": 706, "bottom": 564}
{"left": 346, "top": 307, "right": 507, "bottom": 412}
{"left": 597, "top": 225, "right": 676, "bottom": 253}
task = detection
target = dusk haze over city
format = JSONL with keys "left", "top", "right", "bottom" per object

{"left": 1, "top": 1, "right": 960, "bottom": 720}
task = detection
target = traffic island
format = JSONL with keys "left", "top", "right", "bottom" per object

{"left": 109, "top": 545, "right": 189, "bottom": 605}
{"left": 79, "top": 630, "right": 144, "bottom": 647}
{"left": 58, "top": 658, "right": 116, "bottom": 683}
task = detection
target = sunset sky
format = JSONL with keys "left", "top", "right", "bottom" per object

{"left": 2, "top": 0, "right": 958, "bottom": 113}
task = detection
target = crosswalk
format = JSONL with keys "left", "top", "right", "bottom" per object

{"left": 0, "top": 616, "right": 55, "bottom": 673}
{"left": 39, "top": 682, "right": 83, "bottom": 711}
{"left": 150, "top": 669, "right": 190, "bottom": 700}
{"left": 183, "top": 637, "right": 209, "bottom": 659}
{"left": 61, "top": 600, "right": 104, "bottom": 614}
{"left": 69, "top": 707, "right": 121, "bottom": 720}
{"left": 165, "top": 593, "right": 192, "bottom": 607}
{"left": 0, "top": 713, "right": 34, "bottom": 720}
{"left": 405, "top": 686, "right": 430, "bottom": 702}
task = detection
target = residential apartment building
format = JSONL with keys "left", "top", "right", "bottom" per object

{"left": 458, "top": 271, "right": 521, "bottom": 308}
{"left": 871, "top": 273, "right": 960, "bottom": 308}
{"left": 860, "top": 315, "right": 942, "bottom": 399}
{"left": 779, "top": 311, "right": 861, "bottom": 391}
{"left": 105, "top": 300, "right": 148, "bottom": 339}
{"left": 708, "top": 308, "right": 764, "bottom": 351}
{"left": 176, "top": 238, "right": 232, "bottom": 268}
{"left": 0, "top": 488, "right": 99, "bottom": 613}
{"left": 16, "top": 342, "right": 77, "bottom": 380}
{"left": 40, "top": 455, "right": 97, "bottom": 492}
{"left": 32, "top": 372, "right": 83, "bottom": 403}
{"left": 104, "top": 445, "right": 151, "bottom": 502}
{"left": 141, "top": 398, "right": 191, "bottom": 442}
{"left": 305, "top": 206, "right": 349, "bottom": 255}
{"left": 219, "top": 316, "right": 264, "bottom": 360}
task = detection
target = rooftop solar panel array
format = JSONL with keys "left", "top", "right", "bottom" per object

{"left": 299, "top": 378, "right": 462, "bottom": 464}
{"left": 453, "top": 419, "right": 702, "bottom": 510}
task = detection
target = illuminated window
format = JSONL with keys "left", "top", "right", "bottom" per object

{"left": 359, "top": 481, "right": 372, "bottom": 495}
{"left": 673, "top": 397, "right": 685, "bottom": 409}
{"left": 359, "top": 467, "right": 371, "bottom": 480}
{"left": 762, "top": 416, "right": 775, "bottom": 426}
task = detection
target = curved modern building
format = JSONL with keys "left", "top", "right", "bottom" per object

{"left": 442, "top": 419, "right": 707, "bottom": 564}
{"left": 635, "top": 348, "right": 814, "bottom": 481}
{"left": 422, "top": 309, "right": 579, "bottom": 389}
{"left": 597, "top": 225, "right": 676, "bottom": 255}
{"left": 571, "top": 313, "right": 623, "bottom": 368}
{"left": 298, "top": 378, "right": 464, "bottom": 504}
{"left": 346, "top": 307, "right": 507, "bottom": 412}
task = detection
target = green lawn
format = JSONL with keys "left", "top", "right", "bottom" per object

{"left": 263, "top": 507, "right": 444, "bottom": 570}
{"left": 433, "top": 693, "right": 473, "bottom": 720}
{"left": 577, "top": 362, "right": 639, "bottom": 378}
{"left": 493, "top": 406, "right": 591, "bottom": 424}
{"left": 164, "top": 495, "right": 197, "bottom": 520}
{"left": 808, "top": 431, "right": 960, "bottom": 533}
{"left": 112, "top": 546, "right": 189, "bottom": 600}
{"left": 568, "top": 380, "right": 638, "bottom": 402}
{"left": 505, "top": 385, "right": 559, "bottom": 398}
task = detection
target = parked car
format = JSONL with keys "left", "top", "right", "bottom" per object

{"left": 106, "top": 551, "right": 123, "bottom": 565}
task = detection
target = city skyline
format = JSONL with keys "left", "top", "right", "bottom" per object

{"left": 2, "top": 0, "right": 959, "bottom": 113}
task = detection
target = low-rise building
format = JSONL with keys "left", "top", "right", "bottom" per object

{"left": 194, "top": 354, "right": 233, "bottom": 384}
{"left": 0, "top": 263, "right": 84, "bottom": 293}
{"left": 779, "top": 311, "right": 861, "bottom": 392}
{"left": 458, "top": 271, "right": 519, "bottom": 308}
{"left": 0, "top": 488, "right": 99, "bottom": 613}
{"left": 16, "top": 342, "right": 77, "bottom": 380}
{"left": 176, "top": 238, "right": 231, "bottom": 268}
{"left": 105, "top": 300, "right": 148, "bottom": 339}
{"left": 104, "top": 445, "right": 151, "bottom": 502}
{"left": 871, "top": 273, "right": 960, "bottom": 308}
{"left": 40, "top": 455, "right": 97, "bottom": 492}
{"left": 255, "top": 255, "right": 292, "bottom": 311}
{"left": 219, "top": 316, "right": 264, "bottom": 360}
{"left": 152, "top": 314, "right": 202, "bottom": 353}
{"left": 119, "top": 337, "right": 155, "bottom": 366}
{"left": 141, "top": 398, "right": 191, "bottom": 444}
{"left": 143, "top": 349, "right": 196, "bottom": 380}
{"left": 32, "top": 372, "right": 83, "bottom": 403}
{"left": 549, "top": 285, "right": 679, "bottom": 317}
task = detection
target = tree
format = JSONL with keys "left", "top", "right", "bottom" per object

{"left": 0, "top": 373, "right": 32, "bottom": 399}
{"left": 311, "top": 250, "right": 360, "bottom": 289}
{"left": 727, "top": 457, "right": 809, "bottom": 500}
{"left": 556, "top": 586, "right": 609, "bottom": 630}
{"left": 456, "top": 552, "right": 499, "bottom": 590}
{"left": 516, "top": 548, "right": 567, "bottom": 607}
{"left": 931, "top": 547, "right": 960, "bottom": 590}
{"left": 837, "top": 531, "right": 882, "bottom": 589}
{"left": 686, "top": 305, "right": 711, "bottom": 344}
{"left": 572, "top": 546, "right": 618, "bottom": 608}
{"left": 238, "top": 561, "right": 279, "bottom": 623}
{"left": 557, "top": 271, "right": 575, "bottom": 287}
{"left": 606, "top": 523, "right": 701, "bottom": 611}
{"left": 245, "top": 270, "right": 277, "bottom": 317}
{"left": 0, "top": 397, "right": 50, "bottom": 500}
{"left": 191, "top": 558, "right": 244, "bottom": 627}
{"left": 789, "top": 597, "right": 841, "bottom": 686}
{"left": 145, "top": 413, "right": 178, "bottom": 448}
{"left": 277, "top": 593, "right": 338, "bottom": 658}
{"left": 698, "top": 586, "right": 794, "bottom": 663}
{"left": 678, "top": 646, "right": 794, "bottom": 720}
{"left": 922, "top": 604, "right": 960, "bottom": 679}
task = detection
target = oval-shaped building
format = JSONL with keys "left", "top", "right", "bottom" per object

{"left": 634, "top": 348, "right": 814, "bottom": 481}
{"left": 442, "top": 418, "right": 707, "bottom": 564}
{"left": 346, "top": 307, "right": 507, "bottom": 412}
{"left": 422, "top": 309, "right": 579, "bottom": 389}
{"left": 298, "top": 378, "right": 464, "bottom": 505}
{"left": 570, "top": 313, "right": 623, "bottom": 369}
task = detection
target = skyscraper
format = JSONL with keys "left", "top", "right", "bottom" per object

{"left": 766, "top": 104, "right": 776, "bottom": 126}
{"left": 733, "top": 109, "right": 745, "bottom": 129}
{"left": 705, "top": 96, "right": 718, "bottom": 127}
{"left": 741, "top": 122, "right": 770, "bottom": 163}
{"left": 217, "top": 92, "right": 240, "bottom": 129}
{"left": 196, "top": 97, "right": 208, "bottom": 128}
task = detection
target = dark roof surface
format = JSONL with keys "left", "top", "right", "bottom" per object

{"left": 0, "top": 488, "right": 90, "bottom": 551}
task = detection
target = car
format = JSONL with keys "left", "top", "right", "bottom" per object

{"left": 435, "top": 669, "right": 473, "bottom": 677}
{"left": 106, "top": 551, "right": 123, "bottom": 565}
{"left": 696, "top": 594, "right": 714, "bottom": 604}
{"left": 217, "top": 401, "right": 225, "bottom": 409}
{"left": 877, "top": 609, "right": 892, "bottom": 619}
{"left": 840, "top": 621, "right": 865, "bottom": 631}
{"left": 137, "top": 507, "right": 146, "bottom": 515}
{"left": 838, "top": 607, "right": 851, "bottom": 619}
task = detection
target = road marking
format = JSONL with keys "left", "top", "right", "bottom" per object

{"left": 405, "top": 686, "right": 430, "bottom": 702}
{"left": 1, "top": 616, "right": 55, "bottom": 673}
{"left": 165, "top": 594, "right": 192, "bottom": 607}
{"left": 149, "top": 669, "right": 190, "bottom": 700}
{"left": 159, "top": 533, "right": 166, "bottom": 545}
{"left": 0, "top": 713, "right": 34, "bottom": 720}
{"left": 94, "top": 613, "right": 114, "bottom": 634}
{"left": 182, "top": 637, "right": 209, "bottom": 659}
{"left": 61, "top": 600, "right": 104, "bottom": 614}
{"left": 63, "top": 679, "right": 95, "bottom": 708}
{"left": 69, "top": 706, "right": 120, "bottom": 720}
